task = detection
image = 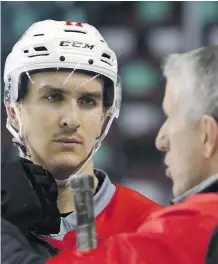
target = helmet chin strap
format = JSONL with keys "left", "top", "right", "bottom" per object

{"left": 6, "top": 105, "right": 30, "bottom": 158}
{"left": 6, "top": 103, "right": 117, "bottom": 187}
{"left": 60, "top": 108, "right": 117, "bottom": 187}
{"left": 56, "top": 142, "right": 101, "bottom": 187}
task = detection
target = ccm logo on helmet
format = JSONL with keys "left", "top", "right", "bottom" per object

{"left": 60, "top": 41, "right": 94, "bottom": 50}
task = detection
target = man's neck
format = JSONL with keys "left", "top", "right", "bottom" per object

{"left": 57, "top": 160, "right": 98, "bottom": 214}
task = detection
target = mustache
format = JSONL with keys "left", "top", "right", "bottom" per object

{"left": 52, "top": 129, "right": 84, "bottom": 141}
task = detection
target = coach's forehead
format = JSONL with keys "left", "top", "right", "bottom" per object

{"left": 164, "top": 77, "right": 185, "bottom": 118}
{"left": 163, "top": 79, "right": 174, "bottom": 109}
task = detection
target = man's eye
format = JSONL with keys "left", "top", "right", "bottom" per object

{"left": 43, "top": 94, "right": 63, "bottom": 102}
{"left": 78, "top": 97, "right": 97, "bottom": 108}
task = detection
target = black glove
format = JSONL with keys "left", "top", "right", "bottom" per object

{"left": 1, "top": 157, "right": 60, "bottom": 236}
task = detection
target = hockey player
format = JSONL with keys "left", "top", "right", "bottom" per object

{"left": 3, "top": 20, "right": 161, "bottom": 251}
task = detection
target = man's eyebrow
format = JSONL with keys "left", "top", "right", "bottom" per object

{"left": 79, "top": 91, "right": 103, "bottom": 99}
{"left": 37, "top": 85, "right": 103, "bottom": 99}
{"left": 37, "top": 85, "right": 70, "bottom": 95}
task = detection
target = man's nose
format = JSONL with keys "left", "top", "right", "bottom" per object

{"left": 59, "top": 103, "right": 80, "bottom": 130}
{"left": 155, "top": 126, "right": 169, "bottom": 152}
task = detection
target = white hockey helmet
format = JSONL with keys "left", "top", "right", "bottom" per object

{"left": 4, "top": 20, "right": 121, "bottom": 111}
{"left": 4, "top": 20, "right": 122, "bottom": 183}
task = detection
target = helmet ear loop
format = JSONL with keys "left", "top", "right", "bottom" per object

{"left": 11, "top": 105, "right": 30, "bottom": 158}
{"left": 63, "top": 110, "right": 115, "bottom": 187}
{"left": 65, "top": 117, "right": 113, "bottom": 188}
{"left": 95, "top": 108, "right": 111, "bottom": 140}
{"left": 93, "top": 106, "right": 109, "bottom": 139}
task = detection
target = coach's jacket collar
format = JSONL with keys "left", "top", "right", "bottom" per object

{"left": 171, "top": 174, "right": 218, "bottom": 204}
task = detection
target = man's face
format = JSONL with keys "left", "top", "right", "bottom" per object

{"left": 155, "top": 78, "right": 206, "bottom": 197}
{"left": 17, "top": 71, "right": 105, "bottom": 179}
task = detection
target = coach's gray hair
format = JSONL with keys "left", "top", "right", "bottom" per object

{"left": 163, "top": 46, "right": 218, "bottom": 125}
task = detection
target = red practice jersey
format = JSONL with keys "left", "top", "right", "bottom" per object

{"left": 47, "top": 193, "right": 218, "bottom": 264}
{"left": 44, "top": 170, "right": 161, "bottom": 251}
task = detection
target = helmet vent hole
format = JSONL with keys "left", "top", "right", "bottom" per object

{"left": 101, "top": 53, "right": 113, "bottom": 66}
{"left": 34, "top": 34, "right": 44, "bottom": 37}
{"left": 28, "top": 54, "right": 49, "bottom": 58}
{"left": 34, "top": 46, "right": 48, "bottom": 52}
{"left": 64, "top": 30, "right": 86, "bottom": 34}
{"left": 102, "top": 53, "right": 111, "bottom": 59}
{"left": 100, "top": 60, "right": 112, "bottom": 65}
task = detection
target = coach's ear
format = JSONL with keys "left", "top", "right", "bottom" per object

{"left": 200, "top": 114, "right": 218, "bottom": 158}
{"left": 6, "top": 107, "right": 19, "bottom": 130}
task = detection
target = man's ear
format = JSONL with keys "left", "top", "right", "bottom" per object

{"left": 200, "top": 115, "right": 218, "bottom": 158}
{"left": 6, "top": 106, "right": 19, "bottom": 130}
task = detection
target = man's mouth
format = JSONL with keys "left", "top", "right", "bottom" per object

{"left": 53, "top": 137, "right": 82, "bottom": 145}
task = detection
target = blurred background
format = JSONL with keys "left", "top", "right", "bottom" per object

{"left": 1, "top": 1, "right": 218, "bottom": 205}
